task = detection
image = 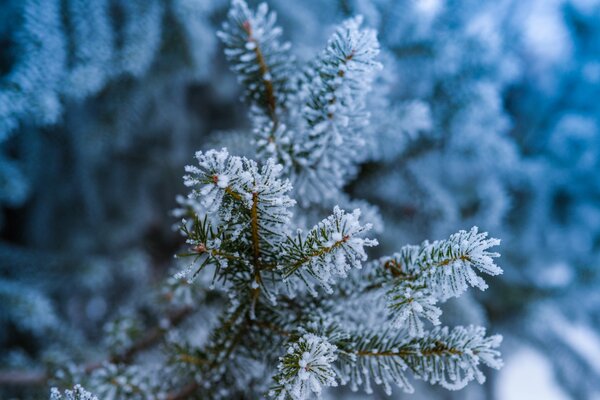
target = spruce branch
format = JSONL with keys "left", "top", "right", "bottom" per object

{"left": 289, "top": 16, "right": 382, "bottom": 204}
{"left": 382, "top": 227, "right": 502, "bottom": 336}
{"left": 181, "top": 148, "right": 295, "bottom": 289}
{"left": 219, "top": 1, "right": 383, "bottom": 205}
{"left": 278, "top": 207, "right": 378, "bottom": 295}
{"left": 217, "top": 0, "right": 293, "bottom": 122}
{"left": 301, "top": 16, "right": 381, "bottom": 131}
{"left": 270, "top": 334, "right": 338, "bottom": 400}
{"left": 335, "top": 326, "right": 503, "bottom": 395}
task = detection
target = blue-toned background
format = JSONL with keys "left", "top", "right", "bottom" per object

{"left": 1, "top": 0, "right": 599, "bottom": 398}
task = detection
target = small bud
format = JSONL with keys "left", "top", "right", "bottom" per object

{"left": 193, "top": 243, "right": 207, "bottom": 253}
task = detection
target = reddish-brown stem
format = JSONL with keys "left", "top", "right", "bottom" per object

{"left": 242, "top": 20, "right": 278, "bottom": 124}
{"left": 283, "top": 235, "right": 349, "bottom": 276}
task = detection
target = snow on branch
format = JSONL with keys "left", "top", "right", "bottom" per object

{"left": 218, "top": 0, "right": 293, "bottom": 120}
{"left": 180, "top": 148, "right": 295, "bottom": 283}
{"left": 291, "top": 16, "right": 382, "bottom": 204}
{"left": 384, "top": 227, "right": 501, "bottom": 336}
{"left": 278, "top": 207, "right": 378, "bottom": 295}
{"left": 220, "top": 1, "right": 383, "bottom": 205}
{"left": 50, "top": 385, "right": 98, "bottom": 400}
{"left": 270, "top": 333, "right": 338, "bottom": 400}
{"left": 336, "top": 326, "right": 502, "bottom": 395}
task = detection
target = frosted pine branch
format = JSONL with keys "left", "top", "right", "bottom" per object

{"left": 217, "top": 0, "right": 293, "bottom": 121}
{"left": 175, "top": 216, "right": 236, "bottom": 282}
{"left": 183, "top": 148, "right": 246, "bottom": 213}
{"left": 219, "top": 1, "right": 383, "bottom": 205}
{"left": 183, "top": 148, "right": 294, "bottom": 243}
{"left": 181, "top": 148, "right": 296, "bottom": 294}
{"left": 399, "top": 326, "right": 502, "bottom": 391}
{"left": 301, "top": 16, "right": 381, "bottom": 133}
{"left": 387, "top": 286, "right": 442, "bottom": 337}
{"left": 279, "top": 207, "right": 378, "bottom": 295}
{"left": 291, "top": 16, "right": 382, "bottom": 204}
{"left": 383, "top": 227, "right": 501, "bottom": 335}
{"left": 271, "top": 334, "right": 338, "bottom": 400}
{"left": 335, "top": 325, "right": 502, "bottom": 394}
{"left": 385, "top": 227, "right": 502, "bottom": 298}
{"left": 183, "top": 150, "right": 377, "bottom": 296}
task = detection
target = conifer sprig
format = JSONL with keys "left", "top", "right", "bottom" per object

{"left": 335, "top": 325, "right": 503, "bottom": 394}
{"left": 219, "top": 1, "right": 382, "bottom": 205}
{"left": 45, "top": 2, "right": 504, "bottom": 398}
{"left": 278, "top": 207, "right": 378, "bottom": 295}
{"left": 383, "top": 227, "right": 502, "bottom": 336}
{"left": 177, "top": 149, "right": 502, "bottom": 398}
{"left": 271, "top": 334, "right": 338, "bottom": 400}
{"left": 217, "top": 0, "right": 293, "bottom": 122}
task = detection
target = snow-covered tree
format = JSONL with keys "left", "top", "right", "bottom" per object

{"left": 35, "top": 2, "right": 503, "bottom": 398}
{"left": 7, "top": 0, "right": 600, "bottom": 399}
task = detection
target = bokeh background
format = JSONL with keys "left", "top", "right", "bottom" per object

{"left": 1, "top": 0, "right": 600, "bottom": 398}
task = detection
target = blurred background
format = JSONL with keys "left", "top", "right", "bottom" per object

{"left": 1, "top": 0, "right": 600, "bottom": 398}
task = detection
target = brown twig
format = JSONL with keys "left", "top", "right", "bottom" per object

{"left": 282, "top": 235, "right": 349, "bottom": 276}
{"left": 250, "top": 192, "right": 262, "bottom": 270}
{"left": 242, "top": 20, "right": 278, "bottom": 124}
{"left": 357, "top": 342, "right": 464, "bottom": 358}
